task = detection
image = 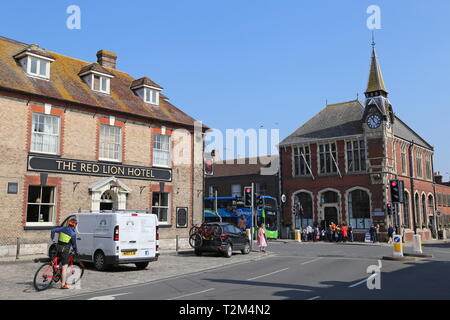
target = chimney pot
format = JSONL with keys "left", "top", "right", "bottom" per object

{"left": 97, "top": 50, "right": 117, "bottom": 69}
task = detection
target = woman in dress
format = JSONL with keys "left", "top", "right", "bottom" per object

{"left": 257, "top": 223, "right": 268, "bottom": 253}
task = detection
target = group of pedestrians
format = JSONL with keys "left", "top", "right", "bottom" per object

{"left": 300, "top": 222, "right": 354, "bottom": 243}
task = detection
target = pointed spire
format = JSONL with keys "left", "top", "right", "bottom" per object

{"left": 365, "top": 38, "right": 388, "bottom": 96}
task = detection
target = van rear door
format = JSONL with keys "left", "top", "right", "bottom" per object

{"left": 117, "top": 213, "right": 156, "bottom": 260}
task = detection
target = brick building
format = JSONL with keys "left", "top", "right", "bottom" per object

{"left": 205, "top": 156, "right": 279, "bottom": 199}
{"left": 279, "top": 44, "right": 445, "bottom": 242}
{"left": 0, "top": 36, "right": 205, "bottom": 255}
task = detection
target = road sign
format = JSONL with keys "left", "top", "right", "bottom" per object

{"left": 365, "top": 233, "right": 372, "bottom": 243}
{"left": 393, "top": 235, "right": 403, "bottom": 257}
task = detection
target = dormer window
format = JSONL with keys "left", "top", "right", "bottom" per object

{"left": 131, "top": 77, "right": 163, "bottom": 106}
{"left": 92, "top": 74, "right": 110, "bottom": 94}
{"left": 144, "top": 87, "right": 159, "bottom": 105}
{"left": 14, "top": 44, "right": 55, "bottom": 80}
{"left": 78, "top": 63, "right": 114, "bottom": 95}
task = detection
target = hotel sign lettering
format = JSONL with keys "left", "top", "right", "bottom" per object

{"left": 27, "top": 155, "right": 172, "bottom": 182}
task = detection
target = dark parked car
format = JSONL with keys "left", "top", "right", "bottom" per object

{"left": 193, "top": 222, "right": 250, "bottom": 258}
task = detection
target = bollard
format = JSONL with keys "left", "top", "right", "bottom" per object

{"left": 16, "top": 237, "right": 20, "bottom": 260}
{"left": 392, "top": 234, "right": 403, "bottom": 257}
{"left": 246, "top": 229, "right": 252, "bottom": 242}
{"left": 413, "top": 234, "right": 423, "bottom": 254}
{"left": 295, "top": 230, "right": 302, "bottom": 243}
{"left": 176, "top": 235, "right": 179, "bottom": 254}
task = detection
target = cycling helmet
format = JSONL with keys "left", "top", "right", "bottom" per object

{"left": 68, "top": 219, "right": 78, "bottom": 227}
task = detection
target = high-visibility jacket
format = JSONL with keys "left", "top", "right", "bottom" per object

{"left": 51, "top": 226, "right": 78, "bottom": 251}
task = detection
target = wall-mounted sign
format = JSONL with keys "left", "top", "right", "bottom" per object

{"left": 28, "top": 155, "right": 172, "bottom": 182}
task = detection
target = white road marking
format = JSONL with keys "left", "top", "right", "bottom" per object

{"left": 88, "top": 292, "right": 131, "bottom": 300}
{"left": 348, "top": 274, "right": 376, "bottom": 288}
{"left": 306, "top": 296, "right": 321, "bottom": 300}
{"left": 247, "top": 268, "right": 290, "bottom": 281}
{"left": 300, "top": 257, "right": 322, "bottom": 265}
{"left": 167, "top": 288, "right": 215, "bottom": 300}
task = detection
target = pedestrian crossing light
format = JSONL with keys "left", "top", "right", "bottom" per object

{"left": 387, "top": 202, "right": 394, "bottom": 216}
{"left": 204, "top": 158, "right": 214, "bottom": 176}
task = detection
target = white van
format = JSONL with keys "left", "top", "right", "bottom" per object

{"left": 49, "top": 210, "right": 160, "bottom": 271}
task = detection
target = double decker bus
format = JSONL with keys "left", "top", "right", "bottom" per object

{"left": 203, "top": 195, "right": 279, "bottom": 239}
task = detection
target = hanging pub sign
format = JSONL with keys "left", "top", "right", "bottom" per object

{"left": 27, "top": 155, "right": 172, "bottom": 182}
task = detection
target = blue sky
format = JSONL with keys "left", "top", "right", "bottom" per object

{"left": 1, "top": 1, "right": 449, "bottom": 179}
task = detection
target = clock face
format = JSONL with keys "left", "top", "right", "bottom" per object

{"left": 367, "top": 114, "right": 382, "bottom": 129}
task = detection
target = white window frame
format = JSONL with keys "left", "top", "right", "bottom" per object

{"left": 99, "top": 124, "right": 122, "bottom": 162}
{"left": 30, "top": 112, "right": 60, "bottom": 155}
{"left": 26, "top": 185, "right": 57, "bottom": 227}
{"left": 153, "top": 134, "right": 171, "bottom": 168}
{"left": 24, "top": 55, "right": 52, "bottom": 79}
{"left": 345, "top": 139, "right": 367, "bottom": 173}
{"left": 401, "top": 145, "right": 408, "bottom": 175}
{"left": 293, "top": 145, "right": 312, "bottom": 177}
{"left": 144, "top": 87, "right": 160, "bottom": 105}
{"left": 416, "top": 150, "right": 423, "bottom": 178}
{"left": 318, "top": 142, "right": 338, "bottom": 175}
{"left": 152, "top": 192, "right": 170, "bottom": 224}
{"left": 92, "top": 74, "right": 111, "bottom": 94}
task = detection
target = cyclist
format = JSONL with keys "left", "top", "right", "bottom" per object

{"left": 50, "top": 219, "right": 78, "bottom": 289}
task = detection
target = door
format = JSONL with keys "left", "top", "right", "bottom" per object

{"left": 77, "top": 214, "right": 97, "bottom": 258}
{"left": 324, "top": 207, "right": 338, "bottom": 227}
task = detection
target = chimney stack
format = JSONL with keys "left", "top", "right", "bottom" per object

{"left": 97, "top": 50, "right": 117, "bottom": 69}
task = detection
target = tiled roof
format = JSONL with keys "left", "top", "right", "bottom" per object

{"left": 131, "top": 77, "right": 163, "bottom": 90}
{"left": 393, "top": 116, "right": 433, "bottom": 150}
{"left": 0, "top": 36, "right": 199, "bottom": 128}
{"left": 78, "top": 62, "right": 115, "bottom": 77}
{"left": 280, "top": 100, "right": 365, "bottom": 146}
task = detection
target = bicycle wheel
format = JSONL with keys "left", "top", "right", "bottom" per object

{"left": 189, "top": 233, "right": 203, "bottom": 249}
{"left": 33, "top": 263, "right": 56, "bottom": 292}
{"left": 67, "top": 263, "right": 84, "bottom": 285}
{"left": 189, "top": 225, "right": 199, "bottom": 237}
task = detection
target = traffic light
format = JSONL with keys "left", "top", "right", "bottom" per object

{"left": 255, "top": 194, "right": 263, "bottom": 209}
{"left": 204, "top": 157, "right": 214, "bottom": 176}
{"left": 387, "top": 202, "right": 393, "bottom": 216}
{"left": 389, "top": 179, "right": 404, "bottom": 203}
{"left": 244, "top": 186, "right": 253, "bottom": 207}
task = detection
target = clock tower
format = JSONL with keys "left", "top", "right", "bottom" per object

{"left": 362, "top": 42, "right": 395, "bottom": 188}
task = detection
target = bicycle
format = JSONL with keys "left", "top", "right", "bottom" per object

{"left": 189, "top": 223, "right": 223, "bottom": 249}
{"left": 33, "top": 252, "right": 85, "bottom": 291}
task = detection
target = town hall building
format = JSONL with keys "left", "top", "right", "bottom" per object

{"left": 279, "top": 43, "right": 450, "bottom": 242}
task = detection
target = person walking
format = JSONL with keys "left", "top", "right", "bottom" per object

{"left": 348, "top": 224, "right": 354, "bottom": 242}
{"left": 257, "top": 223, "right": 268, "bottom": 253}
{"left": 375, "top": 224, "right": 380, "bottom": 243}
{"left": 369, "top": 224, "right": 376, "bottom": 243}
{"left": 387, "top": 224, "right": 394, "bottom": 244}
{"left": 331, "top": 222, "right": 337, "bottom": 242}
{"left": 342, "top": 224, "right": 348, "bottom": 242}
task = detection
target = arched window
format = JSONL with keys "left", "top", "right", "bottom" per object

{"left": 428, "top": 195, "right": 434, "bottom": 215}
{"left": 414, "top": 193, "right": 420, "bottom": 229}
{"left": 348, "top": 189, "right": 371, "bottom": 229}
{"left": 422, "top": 194, "right": 427, "bottom": 228}
{"left": 321, "top": 191, "right": 339, "bottom": 204}
{"left": 403, "top": 191, "right": 410, "bottom": 229}
{"left": 294, "top": 192, "right": 313, "bottom": 229}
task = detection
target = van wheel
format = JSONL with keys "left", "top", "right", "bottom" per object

{"left": 223, "top": 244, "right": 233, "bottom": 258}
{"left": 94, "top": 251, "right": 108, "bottom": 271}
{"left": 135, "top": 262, "right": 149, "bottom": 270}
{"left": 48, "top": 245, "right": 57, "bottom": 259}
